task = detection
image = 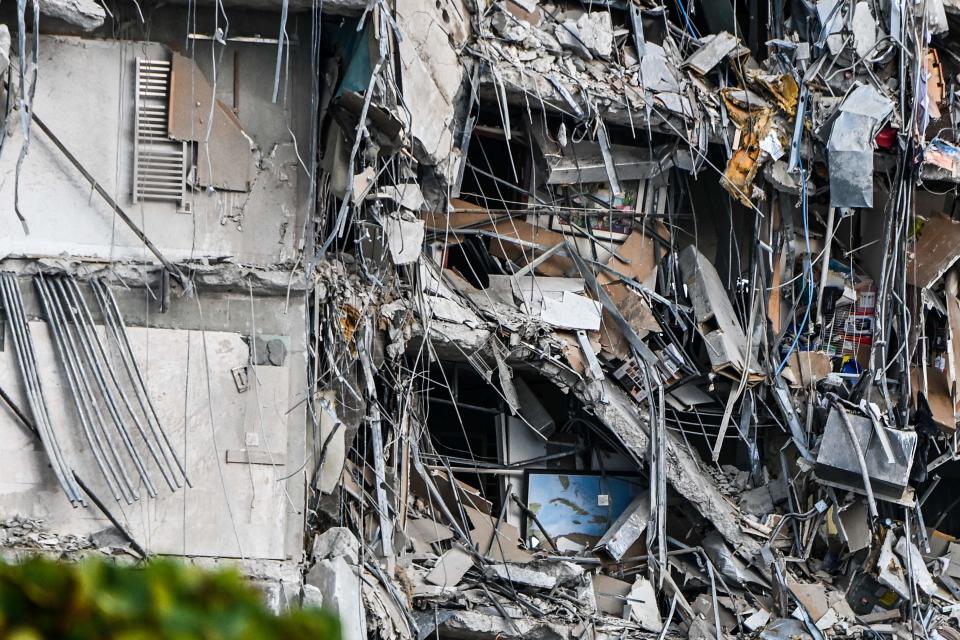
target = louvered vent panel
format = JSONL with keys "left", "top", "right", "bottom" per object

{"left": 133, "top": 59, "right": 188, "bottom": 208}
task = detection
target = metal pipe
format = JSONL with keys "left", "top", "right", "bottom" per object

{"left": 91, "top": 280, "right": 190, "bottom": 486}
{"left": 815, "top": 206, "right": 836, "bottom": 325}
{"left": 0, "top": 274, "right": 81, "bottom": 505}
{"left": 53, "top": 278, "right": 157, "bottom": 498}
{"left": 0, "top": 275, "right": 80, "bottom": 504}
{"left": 65, "top": 277, "right": 178, "bottom": 491}
{"left": 424, "top": 465, "right": 524, "bottom": 476}
{"left": 34, "top": 275, "right": 125, "bottom": 503}
{"left": 40, "top": 274, "right": 135, "bottom": 502}
{"left": 73, "top": 472, "right": 147, "bottom": 560}
{"left": 426, "top": 396, "right": 502, "bottom": 415}
{"left": 510, "top": 493, "right": 558, "bottom": 553}
{"left": 41, "top": 276, "right": 137, "bottom": 503}
{"left": 89, "top": 279, "right": 176, "bottom": 479}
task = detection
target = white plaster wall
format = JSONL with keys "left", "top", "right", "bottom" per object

{"left": 0, "top": 322, "right": 294, "bottom": 560}
{"left": 0, "top": 36, "right": 305, "bottom": 265}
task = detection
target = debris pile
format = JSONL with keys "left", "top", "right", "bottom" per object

{"left": 2, "top": 0, "right": 960, "bottom": 637}
{"left": 305, "top": 0, "right": 960, "bottom": 638}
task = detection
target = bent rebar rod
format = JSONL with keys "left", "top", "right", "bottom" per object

{"left": 34, "top": 275, "right": 126, "bottom": 504}
{"left": 0, "top": 274, "right": 82, "bottom": 505}
{"left": 64, "top": 277, "right": 179, "bottom": 492}
{"left": 42, "top": 276, "right": 137, "bottom": 502}
{"left": 53, "top": 278, "right": 157, "bottom": 498}
{"left": 91, "top": 279, "right": 190, "bottom": 487}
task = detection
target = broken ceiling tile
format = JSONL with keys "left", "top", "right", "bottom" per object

{"left": 377, "top": 183, "right": 425, "bottom": 212}
{"left": 424, "top": 546, "right": 474, "bottom": 588}
{"left": 875, "top": 530, "right": 910, "bottom": 601}
{"left": 385, "top": 216, "right": 425, "bottom": 265}
{"left": 836, "top": 501, "right": 871, "bottom": 553}
{"left": 683, "top": 32, "right": 739, "bottom": 76}
{"left": 539, "top": 290, "right": 602, "bottom": 331}
{"left": 782, "top": 351, "right": 834, "bottom": 385}
{"left": 894, "top": 536, "right": 938, "bottom": 596}
{"left": 743, "top": 608, "right": 772, "bottom": 632}
{"left": 624, "top": 576, "right": 661, "bottom": 631}
{"left": 911, "top": 366, "right": 956, "bottom": 433}
{"left": 405, "top": 517, "right": 454, "bottom": 549}
{"left": 470, "top": 519, "right": 534, "bottom": 565}
{"left": 788, "top": 581, "right": 829, "bottom": 621}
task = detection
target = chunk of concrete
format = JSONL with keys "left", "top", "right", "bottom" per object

{"left": 894, "top": 535, "right": 937, "bottom": 596}
{"left": 624, "top": 576, "right": 661, "bottom": 632}
{"left": 395, "top": 0, "right": 468, "bottom": 183}
{"left": 312, "top": 526, "right": 360, "bottom": 566}
{"left": 555, "top": 20, "right": 593, "bottom": 59}
{"left": 683, "top": 32, "right": 739, "bottom": 75}
{"left": 425, "top": 546, "right": 473, "bottom": 587}
{"left": 302, "top": 584, "right": 324, "bottom": 608}
{"left": 38, "top": 0, "right": 105, "bottom": 31}
{"left": 415, "top": 607, "right": 575, "bottom": 639}
{"left": 484, "top": 563, "right": 557, "bottom": 589}
{"left": 385, "top": 216, "right": 425, "bottom": 265}
{"left": 574, "top": 11, "right": 613, "bottom": 58}
{"left": 851, "top": 2, "right": 877, "bottom": 58}
{"left": 0, "top": 25, "right": 9, "bottom": 78}
{"left": 315, "top": 390, "right": 344, "bottom": 495}
{"left": 739, "top": 485, "right": 775, "bottom": 516}
{"left": 306, "top": 556, "right": 367, "bottom": 640}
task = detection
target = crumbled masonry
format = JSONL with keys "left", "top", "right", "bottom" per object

{"left": 4, "top": 0, "right": 960, "bottom": 638}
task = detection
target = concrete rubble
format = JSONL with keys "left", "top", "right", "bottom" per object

{"left": 3, "top": 0, "right": 960, "bottom": 639}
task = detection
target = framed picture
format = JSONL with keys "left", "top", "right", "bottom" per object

{"left": 522, "top": 470, "right": 644, "bottom": 547}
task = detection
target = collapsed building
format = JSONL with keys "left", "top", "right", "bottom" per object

{"left": 3, "top": 0, "right": 960, "bottom": 637}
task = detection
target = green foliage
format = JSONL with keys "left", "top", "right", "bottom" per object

{"left": 0, "top": 556, "right": 339, "bottom": 640}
